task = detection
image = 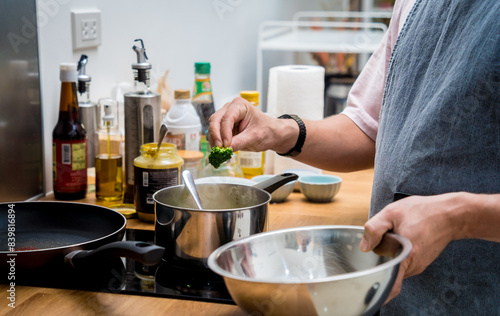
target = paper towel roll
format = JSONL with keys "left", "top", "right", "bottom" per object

{"left": 267, "top": 65, "right": 324, "bottom": 175}
{"left": 267, "top": 65, "right": 325, "bottom": 119}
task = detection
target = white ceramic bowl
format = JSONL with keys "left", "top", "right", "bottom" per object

{"left": 252, "top": 175, "right": 295, "bottom": 203}
{"left": 195, "top": 176, "right": 256, "bottom": 186}
{"left": 299, "top": 174, "right": 342, "bottom": 202}
{"left": 283, "top": 168, "right": 321, "bottom": 192}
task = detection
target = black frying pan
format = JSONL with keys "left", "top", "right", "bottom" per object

{"left": 0, "top": 202, "right": 163, "bottom": 271}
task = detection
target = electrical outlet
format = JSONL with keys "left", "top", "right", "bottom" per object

{"left": 81, "top": 19, "right": 98, "bottom": 41}
{"left": 71, "top": 10, "right": 101, "bottom": 50}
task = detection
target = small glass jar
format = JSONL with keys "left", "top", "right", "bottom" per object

{"left": 177, "top": 150, "right": 204, "bottom": 180}
{"left": 201, "top": 154, "right": 244, "bottom": 178}
{"left": 134, "top": 143, "right": 183, "bottom": 222}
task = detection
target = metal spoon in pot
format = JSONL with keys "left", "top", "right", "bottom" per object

{"left": 182, "top": 170, "right": 204, "bottom": 210}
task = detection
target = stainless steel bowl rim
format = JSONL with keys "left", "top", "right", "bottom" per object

{"left": 208, "top": 225, "right": 412, "bottom": 284}
{"left": 153, "top": 183, "right": 272, "bottom": 212}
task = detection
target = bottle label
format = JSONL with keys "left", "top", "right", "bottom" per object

{"left": 239, "top": 151, "right": 263, "bottom": 169}
{"left": 134, "top": 166, "right": 179, "bottom": 214}
{"left": 193, "top": 79, "right": 212, "bottom": 98}
{"left": 53, "top": 139, "right": 87, "bottom": 193}
{"left": 165, "top": 132, "right": 200, "bottom": 152}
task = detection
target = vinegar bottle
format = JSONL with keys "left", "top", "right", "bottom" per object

{"left": 238, "top": 91, "right": 265, "bottom": 179}
{"left": 52, "top": 63, "right": 87, "bottom": 200}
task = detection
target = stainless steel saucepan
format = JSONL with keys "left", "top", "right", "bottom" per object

{"left": 153, "top": 173, "right": 298, "bottom": 269}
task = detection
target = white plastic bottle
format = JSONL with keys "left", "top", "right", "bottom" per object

{"left": 163, "top": 89, "right": 202, "bottom": 151}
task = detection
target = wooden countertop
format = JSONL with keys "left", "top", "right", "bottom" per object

{"left": 0, "top": 169, "right": 373, "bottom": 316}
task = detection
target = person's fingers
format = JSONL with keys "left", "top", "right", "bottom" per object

{"left": 360, "top": 207, "right": 395, "bottom": 252}
{"left": 207, "top": 102, "right": 229, "bottom": 147}
{"left": 384, "top": 258, "right": 407, "bottom": 303}
{"left": 219, "top": 98, "right": 250, "bottom": 149}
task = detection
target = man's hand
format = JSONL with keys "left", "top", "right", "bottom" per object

{"left": 208, "top": 97, "right": 297, "bottom": 153}
{"left": 360, "top": 193, "right": 467, "bottom": 302}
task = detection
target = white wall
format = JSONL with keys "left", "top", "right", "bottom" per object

{"left": 36, "top": 0, "right": 341, "bottom": 193}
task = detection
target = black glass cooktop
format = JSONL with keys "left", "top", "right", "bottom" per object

{"left": 11, "top": 229, "right": 234, "bottom": 305}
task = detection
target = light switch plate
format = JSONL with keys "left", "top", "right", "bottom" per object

{"left": 71, "top": 10, "right": 101, "bottom": 50}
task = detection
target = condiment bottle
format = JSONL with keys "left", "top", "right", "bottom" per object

{"left": 238, "top": 91, "right": 265, "bottom": 179}
{"left": 95, "top": 98, "right": 123, "bottom": 201}
{"left": 77, "top": 55, "right": 97, "bottom": 171}
{"left": 163, "top": 90, "right": 202, "bottom": 151}
{"left": 192, "top": 62, "right": 215, "bottom": 136}
{"left": 52, "top": 63, "right": 87, "bottom": 200}
{"left": 123, "top": 39, "right": 162, "bottom": 204}
{"left": 134, "top": 143, "right": 183, "bottom": 222}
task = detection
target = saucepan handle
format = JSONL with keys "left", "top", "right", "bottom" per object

{"left": 252, "top": 173, "right": 298, "bottom": 194}
{"left": 64, "top": 241, "right": 165, "bottom": 269}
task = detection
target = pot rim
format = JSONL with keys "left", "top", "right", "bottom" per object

{"left": 153, "top": 183, "right": 272, "bottom": 213}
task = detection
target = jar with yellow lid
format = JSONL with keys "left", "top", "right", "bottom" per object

{"left": 134, "top": 143, "right": 183, "bottom": 222}
{"left": 238, "top": 91, "right": 265, "bottom": 179}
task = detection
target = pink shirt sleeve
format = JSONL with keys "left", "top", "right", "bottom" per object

{"left": 341, "top": 0, "right": 416, "bottom": 141}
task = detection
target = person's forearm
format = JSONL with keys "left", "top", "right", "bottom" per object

{"left": 272, "top": 114, "right": 375, "bottom": 172}
{"left": 453, "top": 193, "right": 500, "bottom": 243}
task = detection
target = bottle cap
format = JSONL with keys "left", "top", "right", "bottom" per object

{"left": 195, "top": 62, "right": 211, "bottom": 74}
{"left": 60, "top": 63, "right": 78, "bottom": 82}
{"left": 240, "top": 91, "right": 259, "bottom": 106}
{"left": 174, "top": 89, "right": 191, "bottom": 99}
{"left": 132, "top": 39, "right": 151, "bottom": 70}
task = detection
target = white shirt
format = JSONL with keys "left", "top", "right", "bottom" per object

{"left": 342, "top": 0, "right": 417, "bottom": 141}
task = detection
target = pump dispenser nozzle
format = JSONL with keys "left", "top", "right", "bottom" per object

{"left": 103, "top": 104, "right": 114, "bottom": 124}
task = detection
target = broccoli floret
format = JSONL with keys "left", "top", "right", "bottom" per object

{"left": 208, "top": 146, "right": 233, "bottom": 169}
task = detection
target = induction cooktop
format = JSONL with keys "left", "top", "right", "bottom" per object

{"left": 9, "top": 229, "right": 234, "bottom": 305}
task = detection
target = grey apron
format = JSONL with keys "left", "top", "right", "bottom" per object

{"left": 371, "top": 0, "right": 500, "bottom": 314}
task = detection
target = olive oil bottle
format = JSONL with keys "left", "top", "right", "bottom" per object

{"left": 95, "top": 99, "right": 123, "bottom": 201}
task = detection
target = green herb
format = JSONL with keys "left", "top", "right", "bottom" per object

{"left": 208, "top": 146, "right": 233, "bottom": 169}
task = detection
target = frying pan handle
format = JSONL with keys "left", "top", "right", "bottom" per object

{"left": 253, "top": 173, "right": 298, "bottom": 194}
{"left": 64, "top": 241, "right": 165, "bottom": 269}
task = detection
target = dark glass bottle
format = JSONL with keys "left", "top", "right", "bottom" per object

{"left": 52, "top": 63, "right": 87, "bottom": 200}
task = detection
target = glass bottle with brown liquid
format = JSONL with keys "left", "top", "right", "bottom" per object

{"left": 52, "top": 63, "right": 87, "bottom": 199}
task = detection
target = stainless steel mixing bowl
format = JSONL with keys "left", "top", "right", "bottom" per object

{"left": 208, "top": 225, "right": 411, "bottom": 316}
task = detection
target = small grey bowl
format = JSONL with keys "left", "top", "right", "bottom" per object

{"left": 252, "top": 174, "right": 295, "bottom": 203}
{"left": 283, "top": 168, "right": 321, "bottom": 192}
{"left": 299, "top": 174, "right": 342, "bottom": 202}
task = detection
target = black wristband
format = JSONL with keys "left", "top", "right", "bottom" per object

{"left": 277, "top": 114, "right": 306, "bottom": 157}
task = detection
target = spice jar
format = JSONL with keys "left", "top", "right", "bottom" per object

{"left": 134, "top": 143, "right": 183, "bottom": 222}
